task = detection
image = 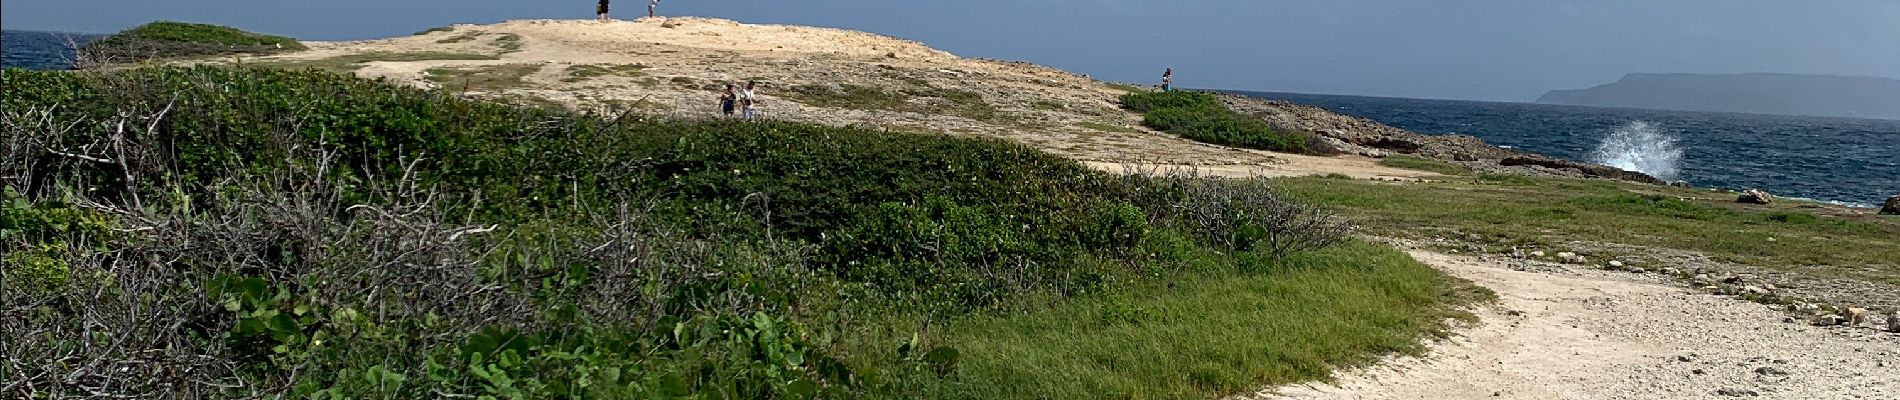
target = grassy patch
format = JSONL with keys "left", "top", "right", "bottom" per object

{"left": 931, "top": 240, "right": 1489, "bottom": 398}
{"left": 788, "top": 83, "right": 1000, "bottom": 122}
{"left": 425, "top": 64, "right": 540, "bottom": 92}
{"left": 1379, "top": 155, "right": 1471, "bottom": 175}
{"left": 435, "top": 32, "right": 482, "bottom": 44}
{"left": 78, "top": 21, "right": 304, "bottom": 64}
{"left": 492, "top": 33, "right": 523, "bottom": 53}
{"left": 1122, "top": 91, "right": 1310, "bottom": 154}
{"left": 414, "top": 26, "right": 455, "bottom": 36}
{"left": 561, "top": 63, "right": 648, "bottom": 82}
{"left": 1079, "top": 121, "right": 1139, "bottom": 134}
{"left": 1276, "top": 176, "right": 1900, "bottom": 284}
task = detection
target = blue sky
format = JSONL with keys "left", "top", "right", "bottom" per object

{"left": 6, "top": 0, "right": 1898, "bottom": 101}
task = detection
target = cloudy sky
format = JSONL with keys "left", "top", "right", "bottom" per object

{"left": 7, "top": 0, "right": 1897, "bottom": 101}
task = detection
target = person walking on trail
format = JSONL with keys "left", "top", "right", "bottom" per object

{"left": 720, "top": 84, "right": 738, "bottom": 117}
{"left": 740, "top": 81, "right": 760, "bottom": 119}
{"left": 597, "top": 0, "right": 612, "bottom": 22}
{"left": 649, "top": 0, "right": 661, "bottom": 18}
{"left": 1162, "top": 68, "right": 1173, "bottom": 92}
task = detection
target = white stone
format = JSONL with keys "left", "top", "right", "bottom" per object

{"left": 1845, "top": 308, "right": 1869, "bottom": 325}
{"left": 1608, "top": 260, "right": 1625, "bottom": 268}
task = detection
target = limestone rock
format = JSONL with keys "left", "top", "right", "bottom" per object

{"left": 1844, "top": 308, "right": 1868, "bottom": 325}
{"left": 1737, "top": 189, "right": 1773, "bottom": 205}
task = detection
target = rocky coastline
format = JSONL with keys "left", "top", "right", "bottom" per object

{"left": 1217, "top": 93, "right": 1666, "bottom": 185}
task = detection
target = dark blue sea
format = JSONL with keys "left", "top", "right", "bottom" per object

{"left": 2, "top": 30, "right": 101, "bottom": 70}
{"left": 1234, "top": 91, "right": 1899, "bottom": 208}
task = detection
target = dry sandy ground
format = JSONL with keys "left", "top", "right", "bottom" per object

{"left": 1247, "top": 248, "right": 1900, "bottom": 400}
{"left": 227, "top": 17, "right": 1428, "bottom": 180}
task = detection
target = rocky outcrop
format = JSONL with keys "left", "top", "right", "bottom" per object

{"left": 1499, "top": 156, "right": 1666, "bottom": 185}
{"left": 1882, "top": 194, "right": 1899, "bottom": 215}
{"left": 1216, "top": 93, "right": 1665, "bottom": 184}
{"left": 1737, "top": 189, "right": 1774, "bottom": 205}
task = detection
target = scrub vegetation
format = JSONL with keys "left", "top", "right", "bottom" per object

{"left": 1, "top": 66, "right": 1483, "bottom": 399}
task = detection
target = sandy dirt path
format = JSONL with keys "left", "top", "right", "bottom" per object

{"left": 1248, "top": 249, "right": 1899, "bottom": 400}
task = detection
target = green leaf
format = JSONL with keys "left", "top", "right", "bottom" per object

{"left": 784, "top": 378, "right": 818, "bottom": 399}
{"left": 656, "top": 372, "right": 689, "bottom": 396}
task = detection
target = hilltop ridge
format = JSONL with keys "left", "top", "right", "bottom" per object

{"left": 218, "top": 17, "right": 1616, "bottom": 181}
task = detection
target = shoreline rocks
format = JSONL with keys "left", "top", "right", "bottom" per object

{"left": 1213, "top": 93, "right": 1666, "bottom": 185}
{"left": 1882, "top": 194, "right": 1899, "bottom": 215}
{"left": 1737, "top": 189, "right": 1773, "bottom": 205}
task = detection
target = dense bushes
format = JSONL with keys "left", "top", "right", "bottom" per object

{"left": 1121, "top": 91, "right": 1310, "bottom": 154}
{"left": 1, "top": 66, "right": 1354, "bottom": 398}
{"left": 76, "top": 21, "right": 305, "bottom": 67}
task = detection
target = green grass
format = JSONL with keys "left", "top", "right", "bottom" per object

{"left": 1121, "top": 91, "right": 1310, "bottom": 154}
{"left": 561, "top": 64, "right": 649, "bottom": 82}
{"left": 425, "top": 64, "right": 540, "bottom": 92}
{"left": 79, "top": 21, "right": 305, "bottom": 63}
{"left": 1106, "top": 82, "right": 1147, "bottom": 93}
{"left": 932, "top": 240, "right": 1489, "bottom": 398}
{"left": 1379, "top": 155, "right": 1471, "bottom": 175}
{"left": 1079, "top": 121, "right": 1140, "bottom": 134}
{"left": 1276, "top": 175, "right": 1900, "bottom": 285}
{"left": 788, "top": 83, "right": 1001, "bottom": 122}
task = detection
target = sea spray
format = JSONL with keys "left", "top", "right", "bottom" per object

{"left": 1591, "top": 121, "right": 1683, "bottom": 180}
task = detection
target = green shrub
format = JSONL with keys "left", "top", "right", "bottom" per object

{"left": 1, "top": 66, "right": 1369, "bottom": 398}
{"left": 78, "top": 21, "right": 304, "bottom": 65}
{"left": 1120, "top": 91, "right": 1309, "bottom": 153}
{"left": 1120, "top": 91, "right": 1221, "bottom": 112}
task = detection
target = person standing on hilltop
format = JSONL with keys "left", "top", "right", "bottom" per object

{"left": 649, "top": 0, "right": 662, "bottom": 18}
{"left": 597, "top": 0, "right": 611, "bottom": 22}
{"left": 1162, "top": 68, "right": 1173, "bottom": 92}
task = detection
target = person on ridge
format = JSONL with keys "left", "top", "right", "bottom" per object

{"left": 649, "top": 0, "right": 662, "bottom": 18}
{"left": 597, "top": 0, "right": 611, "bottom": 22}
{"left": 720, "top": 84, "right": 738, "bottom": 117}
{"left": 1162, "top": 68, "right": 1173, "bottom": 92}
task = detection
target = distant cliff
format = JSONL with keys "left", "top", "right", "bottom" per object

{"left": 1537, "top": 73, "right": 1900, "bottom": 120}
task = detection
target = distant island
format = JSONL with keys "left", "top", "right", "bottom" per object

{"left": 1537, "top": 73, "right": 1900, "bottom": 120}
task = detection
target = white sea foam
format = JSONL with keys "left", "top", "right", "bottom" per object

{"left": 1591, "top": 121, "right": 1683, "bottom": 180}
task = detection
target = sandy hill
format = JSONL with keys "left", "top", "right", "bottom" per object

{"left": 230, "top": 17, "right": 1437, "bottom": 180}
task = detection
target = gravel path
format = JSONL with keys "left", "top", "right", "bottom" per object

{"left": 1250, "top": 250, "right": 1899, "bottom": 400}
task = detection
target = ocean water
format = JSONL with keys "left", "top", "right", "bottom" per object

{"left": 1234, "top": 91, "right": 1899, "bottom": 208}
{"left": 2, "top": 30, "right": 101, "bottom": 70}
